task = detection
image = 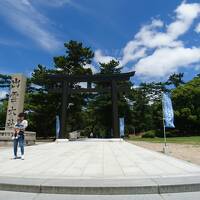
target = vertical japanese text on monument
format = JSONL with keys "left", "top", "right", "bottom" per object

{"left": 5, "top": 74, "right": 26, "bottom": 130}
{"left": 6, "top": 77, "right": 21, "bottom": 128}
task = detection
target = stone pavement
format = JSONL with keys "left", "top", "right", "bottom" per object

{"left": 0, "top": 139, "right": 200, "bottom": 195}
{"left": 0, "top": 191, "right": 200, "bottom": 200}
{"left": 0, "top": 140, "right": 200, "bottom": 179}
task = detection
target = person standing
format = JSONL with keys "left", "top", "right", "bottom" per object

{"left": 13, "top": 112, "right": 28, "bottom": 160}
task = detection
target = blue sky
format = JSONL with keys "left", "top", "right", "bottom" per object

{"left": 0, "top": 0, "right": 200, "bottom": 86}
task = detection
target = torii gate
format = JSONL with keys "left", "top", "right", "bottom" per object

{"left": 47, "top": 71, "right": 135, "bottom": 138}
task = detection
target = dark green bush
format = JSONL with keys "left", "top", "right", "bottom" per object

{"left": 155, "top": 129, "right": 180, "bottom": 138}
{"left": 142, "top": 130, "right": 155, "bottom": 138}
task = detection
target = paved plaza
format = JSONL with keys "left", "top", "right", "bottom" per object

{"left": 0, "top": 140, "right": 200, "bottom": 197}
{"left": 0, "top": 140, "right": 200, "bottom": 179}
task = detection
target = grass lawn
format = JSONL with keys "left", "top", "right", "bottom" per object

{"left": 128, "top": 135, "right": 200, "bottom": 145}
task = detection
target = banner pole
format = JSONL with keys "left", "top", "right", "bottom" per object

{"left": 162, "top": 115, "right": 167, "bottom": 147}
{"left": 162, "top": 93, "right": 167, "bottom": 152}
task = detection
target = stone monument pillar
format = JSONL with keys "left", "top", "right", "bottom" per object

{"left": 5, "top": 74, "right": 27, "bottom": 129}
{"left": 0, "top": 73, "right": 36, "bottom": 145}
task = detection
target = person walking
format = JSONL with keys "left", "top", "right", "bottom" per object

{"left": 13, "top": 112, "right": 28, "bottom": 160}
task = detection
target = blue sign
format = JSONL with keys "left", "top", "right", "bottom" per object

{"left": 56, "top": 115, "right": 60, "bottom": 139}
{"left": 162, "top": 93, "right": 175, "bottom": 128}
{"left": 120, "top": 118, "right": 125, "bottom": 137}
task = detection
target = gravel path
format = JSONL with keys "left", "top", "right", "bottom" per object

{"left": 129, "top": 141, "right": 200, "bottom": 165}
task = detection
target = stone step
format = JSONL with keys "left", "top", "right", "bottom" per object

{"left": 0, "top": 176, "right": 200, "bottom": 195}
{"left": 1, "top": 190, "right": 200, "bottom": 200}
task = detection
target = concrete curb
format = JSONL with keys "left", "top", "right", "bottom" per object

{"left": 0, "top": 183, "right": 41, "bottom": 193}
{"left": 158, "top": 183, "right": 200, "bottom": 194}
{"left": 40, "top": 185, "right": 158, "bottom": 195}
{"left": 0, "top": 176, "right": 200, "bottom": 195}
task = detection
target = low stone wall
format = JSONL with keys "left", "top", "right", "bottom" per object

{"left": 69, "top": 130, "right": 81, "bottom": 141}
{"left": 0, "top": 130, "right": 36, "bottom": 146}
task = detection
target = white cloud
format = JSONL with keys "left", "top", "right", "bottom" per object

{"left": 194, "top": 64, "right": 200, "bottom": 71}
{"left": 0, "top": 0, "right": 62, "bottom": 52}
{"left": 132, "top": 2, "right": 200, "bottom": 80}
{"left": 121, "top": 41, "right": 146, "bottom": 66}
{"left": 77, "top": 82, "right": 87, "bottom": 88}
{"left": 96, "top": 2, "right": 200, "bottom": 80}
{"left": 94, "top": 50, "right": 117, "bottom": 64}
{"left": 135, "top": 47, "right": 200, "bottom": 79}
{"left": 121, "top": 2, "right": 200, "bottom": 65}
{"left": 195, "top": 23, "right": 200, "bottom": 33}
{"left": 0, "top": 90, "right": 8, "bottom": 100}
{"left": 168, "top": 2, "right": 200, "bottom": 38}
{"left": 32, "top": 0, "right": 71, "bottom": 7}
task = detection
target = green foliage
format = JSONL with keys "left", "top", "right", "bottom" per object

{"left": 0, "top": 74, "right": 11, "bottom": 88}
{"left": 84, "top": 59, "right": 132, "bottom": 138}
{"left": 54, "top": 40, "right": 94, "bottom": 75}
{"left": 0, "top": 101, "right": 7, "bottom": 129}
{"left": 129, "top": 136, "right": 200, "bottom": 145}
{"left": 0, "top": 74, "right": 10, "bottom": 128}
{"left": 142, "top": 130, "right": 155, "bottom": 138}
{"left": 166, "top": 73, "right": 185, "bottom": 88}
{"left": 172, "top": 76, "right": 200, "bottom": 135}
{"left": 154, "top": 129, "right": 180, "bottom": 138}
{"left": 99, "top": 60, "right": 121, "bottom": 74}
{"left": 25, "top": 40, "right": 94, "bottom": 138}
{"left": 128, "top": 82, "right": 165, "bottom": 133}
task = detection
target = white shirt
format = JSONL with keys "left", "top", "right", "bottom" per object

{"left": 14, "top": 120, "right": 28, "bottom": 130}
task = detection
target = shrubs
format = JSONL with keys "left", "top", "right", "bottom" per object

{"left": 155, "top": 129, "right": 179, "bottom": 137}
{"left": 142, "top": 129, "right": 180, "bottom": 138}
{"left": 142, "top": 130, "right": 155, "bottom": 138}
